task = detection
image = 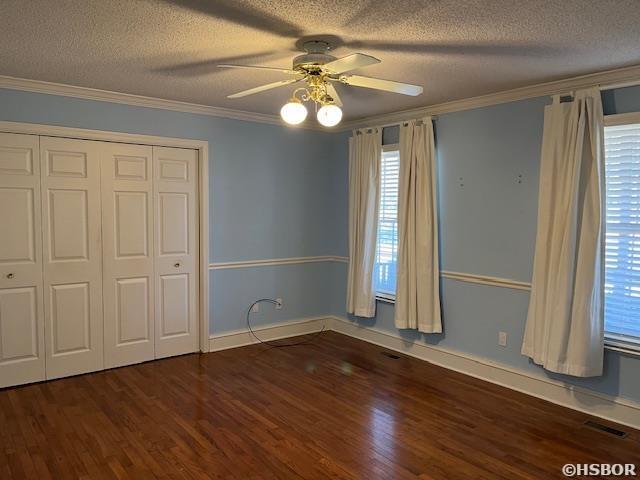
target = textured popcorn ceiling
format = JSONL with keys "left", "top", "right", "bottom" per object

{"left": 1, "top": 0, "right": 640, "bottom": 121}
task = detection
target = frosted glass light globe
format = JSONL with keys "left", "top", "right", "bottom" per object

{"left": 316, "top": 105, "right": 343, "bottom": 127}
{"left": 280, "top": 101, "right": 308, "bottom": 125}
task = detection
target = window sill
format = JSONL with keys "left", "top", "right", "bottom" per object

{"left": 605, "top": 335, "right": 640, "bottom": 357}
{"left": 375, "top": 293, "right": 396, "bottom": 304}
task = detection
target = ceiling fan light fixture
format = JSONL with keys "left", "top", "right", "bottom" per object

{"left": 222, "top": 39, "right": 422, "bottom": 127}
{"left": 280, "top": 99, "right": 308, "bottom": 125}
{"left": 316, "top": 104, "right": 343, "bottom": 127}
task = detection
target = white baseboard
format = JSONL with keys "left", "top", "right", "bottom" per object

{"left": 207, "top": 314, "right": 640, "bottom": 429}
{"left": 209, "top": 316, "right": 330, "bottom": 352}
{"left": 328, "top": 316, "right": 640, "bottom": 430}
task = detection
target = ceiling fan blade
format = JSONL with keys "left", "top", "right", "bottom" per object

{"left": 340, "top": 75, "right": 423, "bottom": 96}
{"left": 322, "top": 53, "right": 380, "bottom": 74}
{"left": 156, "top": 51, "right": 287, "bottom": 76}
{"left": 326, "top": 83, "right": 343, "bottom": 107}
{"left": 218, "top": 64, "right": 299, "bottom": 75}
{"left": 158, "top": 0, "right": 303, "bottom": 38}
{"left": 227, "top": 78, "right": 301, "bottom": 99}
{"left": 344, "top": 40, "right": 560, "bottom": 57}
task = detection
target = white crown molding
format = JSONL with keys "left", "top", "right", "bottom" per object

{"left": 339, "top": 63, "right": 640, "bottom": 131}
{"left": 0, "top": 74, "right": 315, "bottom": 129}
{"left": 3, "top": 64, "right": 640, "bottom": 133}
{"left": 3, "top": 64, "right": 640, "bottom": 132}
{"left": 209, "top": 255, "right": 348, "bottom": 270}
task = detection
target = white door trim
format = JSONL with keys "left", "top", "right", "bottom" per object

{"left": 0, "top": 121, "right": 210, "bottom": 353}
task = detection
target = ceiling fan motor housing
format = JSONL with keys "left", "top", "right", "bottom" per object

{"left": 293, "top": 40, "right": 336, "bottom": 71}
{"left": 293, "top": 53, "right": 337, "bottom": 70}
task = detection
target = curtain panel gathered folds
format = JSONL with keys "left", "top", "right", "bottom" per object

{"left": 522, "top": 88, "right": 605, "bottom": 377}
{"left": 347, "top": 128, "right": 382, "bottom": 318}
{"left": 394, "top": 118, "right": 442, "bottom": 332}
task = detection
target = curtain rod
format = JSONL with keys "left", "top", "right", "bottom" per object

{"left": 554, "top": 77, "right": 640, "bottom": 100}
{"left": 600, "top": 78, "right": 640, "bottom": 91}
{"left": 370, "top": 116, "right": 438, "bottom": 130}
{"left": 558, "top": 78, "right": 640, "bottom": 97}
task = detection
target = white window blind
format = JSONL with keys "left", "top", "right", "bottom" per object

{"left": 604, "top": 122, "right": 640, "bottom": 345}
{"left": 374, "top": 149, "right": 400, "bottom": 296}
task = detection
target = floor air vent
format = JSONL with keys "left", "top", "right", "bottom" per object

{"left": 583, "top": 420, "right": 627, "bottom": 438}
{"left": 381, "top": 352, "right": 401, "bottom": 360}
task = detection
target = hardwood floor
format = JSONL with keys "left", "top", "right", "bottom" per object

{"left": 1, "top": 331, "right": 639, "bottom": 479}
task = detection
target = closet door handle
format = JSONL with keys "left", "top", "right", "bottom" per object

{"left": 174, "top": 262, "right": 181, "bottom": 268}
{"left": 6, "top": 273, "right": 14, "bottom": 279}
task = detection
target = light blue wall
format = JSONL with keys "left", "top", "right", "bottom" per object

{"left": 337, "top": 89, "right": 640, "bottom": 404}
{"left": 212, "top": 262, "right": 337, "bottom": 332}
{"left": 326, "top": 131, "right": 350, "bottom": 258}
{"left": 436, "top": 98, "right": 544, "bottom": 280}
{"left": 0, "top": 88, "right": 345, "bottom": 333}
{"left": 3, "top": 84, "right": 640, "bottom": 402}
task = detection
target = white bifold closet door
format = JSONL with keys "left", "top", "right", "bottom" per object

{"left": 153, "top": 146, "right": 199, "bottom": 358}
{"left": 0, "top": 134, "right": 199, "bottom": 387}
{"left": 101, "top": 143, "right": 155, "bottom": 368}
{"left": 40, "top": 137, "right": 104, "bottom": 380}
{"left": 0, "top": 133, "right": 45, "bottom": 388}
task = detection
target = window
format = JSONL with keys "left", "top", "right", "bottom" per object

{"left": 374, "top": 147, "right": 400, "bottom": 298}
{"left": 604, "top": 120, "right": 640, "bottom": 348}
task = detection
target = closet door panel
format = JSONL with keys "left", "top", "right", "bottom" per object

{"left": 159, "top": 273, "right": 190, "bottom": 337}
{"left": 48, "top": 189, "right": 89, "bottom": 260}
{"left": 40, "top": 137, "right": 103, "bottom": 379}
{"left": 50, "top": 282, "right": 90, "bottom": 354}
{"left": 101, "top": 143, "right": 155, "bottom": 368}
{"left": 153, "top": 147, "right": 198, "bottom": 358}
{"left": 0, "top": 287, "right": 38, "bottom": 360}
{"left": 0, "top": 188, "right": 35, "bottom": 264}
{"left": 0, "top": 133, "right": 45, "bottom": 387}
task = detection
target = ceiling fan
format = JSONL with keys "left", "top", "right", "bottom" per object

{"left": 218, "top": 40, "right": 423, "bottom": 127}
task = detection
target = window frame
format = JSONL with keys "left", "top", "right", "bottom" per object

{"left": 603, "top": 112, "right": 640, "bottom": 356}
{"left": 375, "top": 143, "right": 400, "bottom": 303}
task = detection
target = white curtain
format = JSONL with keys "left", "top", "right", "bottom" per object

{"left": 347, "top": 128, "right": 382, "bottom": 317}
{"left": 522, "top": 87, "right": 605, "bottom": 377}
{"left": 394, "top": 118, "right": 442, "bottom": 332}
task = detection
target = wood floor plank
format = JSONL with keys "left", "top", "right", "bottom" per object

{"left": 1, "top": 331, "right": 639, "bottom": 479}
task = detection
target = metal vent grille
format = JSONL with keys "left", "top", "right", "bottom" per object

{"left": 584, "top": 420, "right": 627, "bottom": 438}
{"left": 381, "top": 352, "right": 401, "bottom": 360}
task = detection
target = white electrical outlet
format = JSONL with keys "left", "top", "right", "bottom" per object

{"left": 251, "top": 303, "right": 259, "bottom": 313}
{"left": 498, "top": 331, "right": 508, "bottom": 347}
{"left": 275, "top": 298, "right": 283, "bottom": 309}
